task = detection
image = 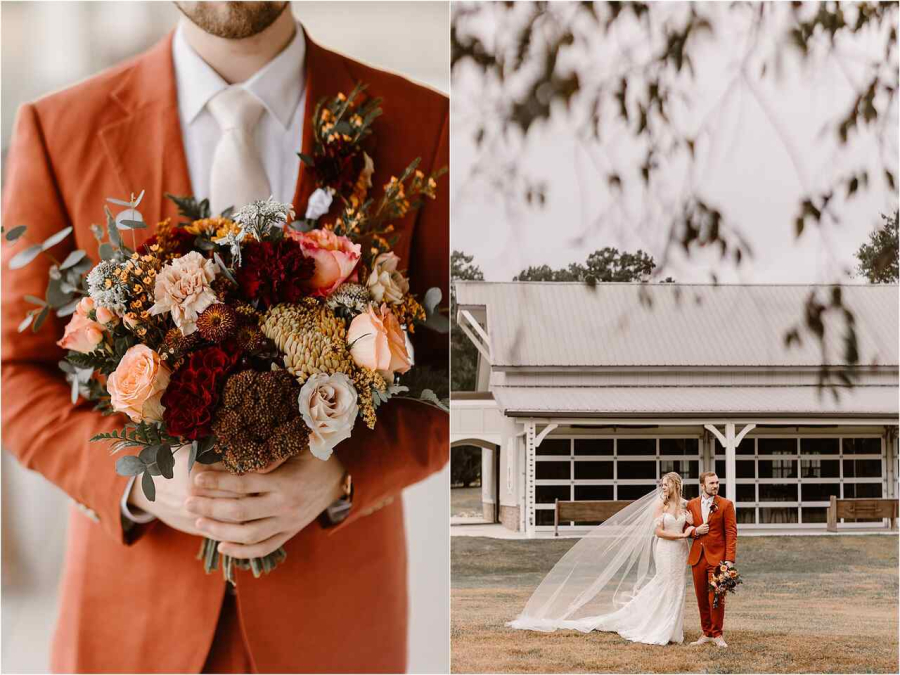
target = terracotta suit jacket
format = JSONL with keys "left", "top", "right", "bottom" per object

{"left": 1, "top": 29, "right": 448, "bottom": 674}
{"left": 685, "top": 496, "right": 737, "bottom": 568}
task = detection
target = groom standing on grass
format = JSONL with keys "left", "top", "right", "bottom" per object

{"left": 2, "top": 2, "right": 448, "bottom": 672}
{"left": 685, "top": 472, "right": 737, "bottom": 648}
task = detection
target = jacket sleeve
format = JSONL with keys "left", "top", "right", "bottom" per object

{"left": 1, "top": 103, "right": 149, "bottom": 545}
{"left": 723, "top": 500, "right": 737, "bottom": 562}
{"left": 327, "top": 102, "right": 450, "bottom": 534}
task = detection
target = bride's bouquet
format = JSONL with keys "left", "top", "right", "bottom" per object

{"left": 5, "top": 84, "right": 447, "bottom": 584}
{"left": 709, "top": 561, "right": 742, "bottom": 608}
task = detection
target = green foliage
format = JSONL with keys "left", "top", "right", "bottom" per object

{"left": 854, "top": 211, "right": 899, "bottom": 283}
{"left": 451, "top": 446, "right": 482, "bottom": 488}
{"left": 165, "top": 193, "right": 211, "bottom": 222}
{"left": 514, "top": 247, "right": 674, "bottom": 283}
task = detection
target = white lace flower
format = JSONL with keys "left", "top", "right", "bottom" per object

{"left": 232, "top": 197, "right": 296, "bottom": 241}
{"left": 86, "top": 260, "right": 129, "bottom": 313}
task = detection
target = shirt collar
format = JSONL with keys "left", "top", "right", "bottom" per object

{"left": 172, "top": 19, "right": 306, "bottom": 131}
{"left": 702, "top": 494, "right": 714, "bottom": 503}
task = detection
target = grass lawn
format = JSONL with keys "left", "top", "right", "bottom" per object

{"left": 452, "top": 486, "right": 484, "bottom": 518}
{"left": 452, "top": 535, "right": 899, "bottom": 673}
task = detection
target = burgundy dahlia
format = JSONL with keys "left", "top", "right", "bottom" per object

{"left": 161, "top": 344, "right": 241, "bottom": 440}
{"left": 236, "top": 238, "right": 315, "bottom": 309}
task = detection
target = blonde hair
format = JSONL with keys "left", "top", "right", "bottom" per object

{"left": 661, "top": 472, "right": 683, "bottom": 512}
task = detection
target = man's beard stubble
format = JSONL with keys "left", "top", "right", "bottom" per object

{"left": 175, "top": 2, "right": 289, "bottom": 39}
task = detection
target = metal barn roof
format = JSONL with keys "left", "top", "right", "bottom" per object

{"left": 491, "top": 384, "right": 899, "bottom": 418}
{"left": 455, "top": 282, "right": 899, "bottom": 368}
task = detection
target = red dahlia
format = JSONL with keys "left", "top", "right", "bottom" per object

{"left": 161, "top": 344, "right": 241, "bottom": 440}
{"left": 236, "top": 238, "right": 315, "bottom": 309}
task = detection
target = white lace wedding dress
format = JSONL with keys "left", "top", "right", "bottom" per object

{"left": 554, "top": 512, "right": 689, "bottom": 645}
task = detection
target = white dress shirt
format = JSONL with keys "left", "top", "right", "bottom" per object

{"left": 173, "top": 18, "right": 307, "bottom": 205}
{"left": 701, "top": 494, "right": 715, "bottom": 523}
{"left": 121, "top": 21, "right": 308, "bottom": 525}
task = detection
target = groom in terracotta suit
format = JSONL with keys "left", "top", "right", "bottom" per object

{"left": 1, "top": 2, "right": 447, "bottom": 673}
{"left": 685, "top": 472, "right": 737, "bottom": 648}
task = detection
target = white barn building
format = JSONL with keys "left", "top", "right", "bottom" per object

{"left": 451, "top": 282, "right": 900, "bottom": 535}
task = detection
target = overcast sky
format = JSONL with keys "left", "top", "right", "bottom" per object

{"left": 451, "top": 3, "right": 898, "bottom": 283}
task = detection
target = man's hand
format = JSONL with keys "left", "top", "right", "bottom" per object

{"left": 695, "top": 523, "right": 710, "bottom": 536}
{"left": 127, "top": 447, "right": 242, "bottom": 538}
{"left": 184, "top": 451, "right": 345, "bottom": 559}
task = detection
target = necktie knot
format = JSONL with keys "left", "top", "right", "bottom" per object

{"left": 207, "top": 86, "right": 266, "bottom": 133}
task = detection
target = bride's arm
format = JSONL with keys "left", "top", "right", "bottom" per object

{"left": 654, "top": 505, "right": 691, "bottom": 540}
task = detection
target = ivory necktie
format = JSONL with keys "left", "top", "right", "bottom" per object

{"left": 207, "top": 86, "right": 272, "bottom": 215}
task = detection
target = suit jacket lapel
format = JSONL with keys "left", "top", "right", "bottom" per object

{"left": 291, "top": 29, "right": 359, "bottom": 218}
{"left": 98, "top": 31, "right": 193, "bottom": 246}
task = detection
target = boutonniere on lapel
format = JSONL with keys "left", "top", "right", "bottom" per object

{"left": 709, "top": 500, "right": 719, "bottom": 515}
{"left": 4, "top": 85, "right": 448, "bottom": 586}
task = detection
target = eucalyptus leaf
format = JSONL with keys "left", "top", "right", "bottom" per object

{"left": 424, "top": 312, "right": 450, "bottom": 334}
{"left": 195, "top": 239, "right": 216, "bottom": 251}
{"left": 423, "top": 287, "right": 442, "bottom": 315}
{"left": 24, "top": 295, "right": 46, "bottom": 306}
{"left": 196, "top": 450, "right": 221, "bottom": 465}
{"left": 116, "top": 455, "right": 145, "bottom": 476}
{"left": 118, "top": 219, "right": 147, "bottom": 230}
{"left": 133, "top": 189, "right": 145, "bottom": 207}
{"left": 5, "top": 225, "right": 27, "bottom": 242}
{"left": 141, "top": 471, "right": 156, "bottom": 502}
{"left": 60, "top": 249, "right": 87, "bottom": 270}
{"left": 139, "top": 444, "right": 160, "bottom": 464}
{"left": 99, "top": 243, "right": 115, "bottom": 260}
{"left": 17, "top": 314, "right": 34, "bottom": 333}
{"left": 145, "top": 463, "right": 162, "bottom": 476}
{"left": 9, "top": 245, "right": 42, "bottom": 270}
{"left": 56, "top": 299, "right": 80, "bottom": 317}
{"left": 105, "top": 207, "right": 123, "bottom": 248}
{"left": 106, "top": 197, "right": 132, "bottom": 207}
{"left": 188, "top": 441, "right": 198, "bottom": 474}
{"left": 90, "top": 223, "right": 104, "bottom": 242}
{"left": 58, "top": 360, "right": 75, "bottom": 374}
{"left": 41, "top": 227, "right": 73, "bottom": 251}
{"left": 156, "top": 444, "right": 175, "bottom": 480}
{"left": 46, "top": 277, "right": 73, "bottom": 308}
{"left": 71, "top": 376, "right": 80, "bottom": 404}
{"left": 32, "top": 306, "right": 50, "bottom": 332}
{"left": 48, "top": 265, "right": 61, "bottom": 280}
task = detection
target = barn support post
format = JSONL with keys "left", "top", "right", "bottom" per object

{"left": 704, "top": 422, "right": 755, "bottom": 506}
{"left": 525, "top": 421, "right": 537, "bottom": 538}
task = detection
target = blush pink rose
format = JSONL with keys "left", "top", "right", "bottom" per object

{"left": 347, "top": 304, "right": 411, "bottom": 378}
{"left": 288, "top": 229, "right": 361, "bottom": 297}
{"left": 107, "top": 345, "right": 171, "bottom": 423}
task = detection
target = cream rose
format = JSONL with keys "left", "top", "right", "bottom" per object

{"left": 366, "top": 252, "right": 409, "bottom": 305}
{"left": 107, "top": 345, "right": 171, "bottom": 423}
{"left": 298, "top": 373, "right": 359, "bottom": 460}
{"left": 347, "top": 304, "right": 411, "bottom": 379}
{"left": 148, "top": 251, "right": 219, "bottom": 335}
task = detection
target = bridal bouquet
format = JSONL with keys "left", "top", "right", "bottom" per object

{"left": 709, "top": 561, "right": 742, "bottom": 609}
{"left": 5, "top": 84, "right": 447, "bottom": 584}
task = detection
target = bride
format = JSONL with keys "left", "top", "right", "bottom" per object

{"left": 508, "top": 472, "right": 696, "bottom": 645}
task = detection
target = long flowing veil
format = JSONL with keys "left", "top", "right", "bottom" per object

{"left": 507, "top": 485, "right": 672, "bottom": 632}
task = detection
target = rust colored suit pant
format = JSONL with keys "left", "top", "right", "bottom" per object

{"left": 691, "top": 561, "right": 725, "bottom": 638}
{"left": 202, "top": 591, "right": 254, "bottom": 674}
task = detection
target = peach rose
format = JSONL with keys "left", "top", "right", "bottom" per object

{"left": 107, "top": 345, "right": 171, "bottom": 423}
{"left": 347, "top": 304, "right": 411, "bottom": 378}
{"left": 289, "top": 229, "right": 361, "bottom": 297}
{"left": 57, "top": 296, "right": 117, "bottom": 353}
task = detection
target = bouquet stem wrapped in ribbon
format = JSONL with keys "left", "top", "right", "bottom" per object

{"left": 5, "top": 84, "right": 447, "bottom": 584}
